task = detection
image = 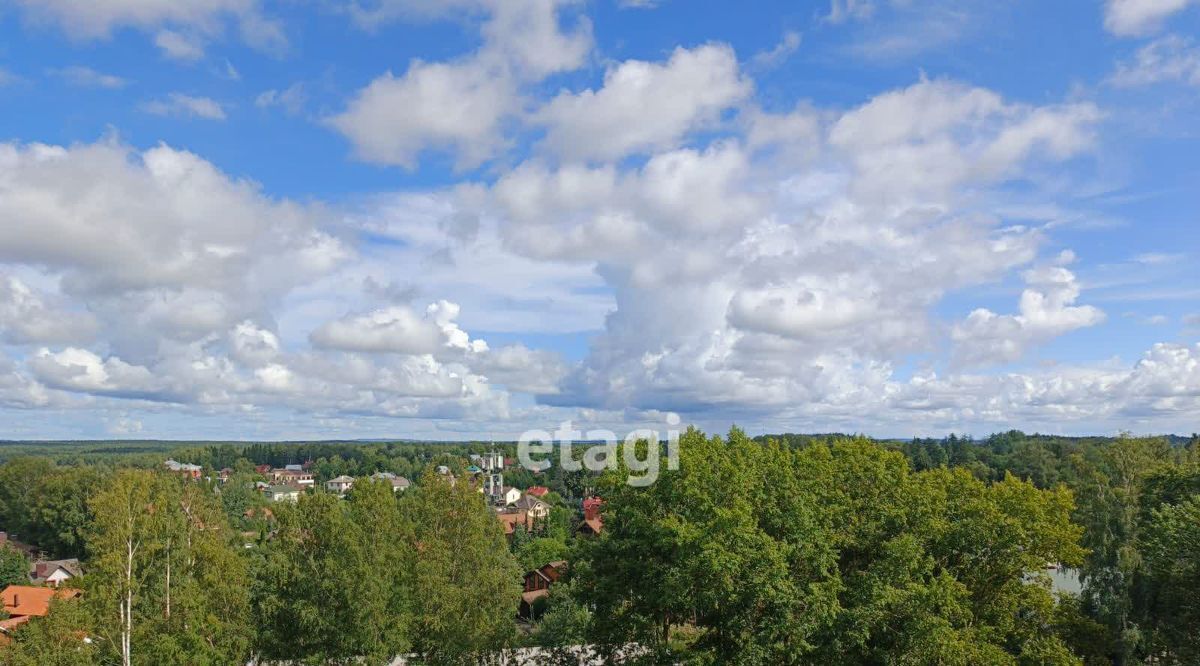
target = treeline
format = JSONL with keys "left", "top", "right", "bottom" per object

{"left": 0, "top": 431, "right": 1197, "bottom": 664}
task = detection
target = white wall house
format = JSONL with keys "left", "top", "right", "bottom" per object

{"left": 326, "top": 475, "right": 354, "bottom": 495}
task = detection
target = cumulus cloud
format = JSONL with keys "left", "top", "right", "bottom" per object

{"left": 535, "top": 44, "right": 751, "bottom": 162}
{"left": 0, "top": 275, "right": 98, "bottom": 344}
{"left": 329, "top": 0, "right": 590, "bottom": 169}
{"left": 311, "top": 301, "right": 486, "bottom": 355}
{"left": 500, "top": 78, "right": 1102, "bottom": 417}
{"left": 0, "top": 140, "right": 347, "bottom": 357}
{"left": 29, "top": 347, "right": 165, "bottom": 399}
{"left": 328, "top": 60, "right": 517, "bottom": 169}
{"left": 142, "top": 93, "right": 227, "bottom": 120}
{"left": 3, "top": 19, "right": 1197, "bottom": 437}
{"left": 1104, "top": 0, "right": 1198, "bottom": 36}
{"left": 952, "top": 266, "right": 1106, "bottom": 367}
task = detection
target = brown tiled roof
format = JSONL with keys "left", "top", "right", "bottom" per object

{"left": 496, "top": 510, "right": 532, "bottom": 535}
{"left": 525, "top": 486, "right": 550, "bottom": 497}
{"left": 1, "top": 586, "right": 81, "bottom": 618}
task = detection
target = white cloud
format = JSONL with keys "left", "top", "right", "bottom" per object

{"left": 1104, "top": 0, "right": 1198, "bottom": 36}
{"left": 952, "top": 266, "right": 1105, "bottom": 367}
{"left": 154, "top": 29, "right": 206, "bottom": 61}
{"left": 1111, "top": 35, "right": 1200, "bottom": 86}
{"left": 255, "top": 83, "right": 306, "bottom": 115}
{"left": 29, "top": 347, "right": 163, "bottom": 398}
{"left": 0, "top": 275, "right": 98, "bottom": 344}
{"left": 10, "top": 0, "right": 286, "bottom": 58}
{"left": 329, "top": 0, "right": 590, "bottom": 169}
{"left": 825, "top": 0, "right": 877, "bottom": 24}
{"left": 751, "top": 30, "right": 801, "bottom": 69}
{"left": 310, "top": 301, "right": 485, "bottom": 355}
{"left": 328, "top": 60, "right": 517, "bottom": 169}
{"left": 51, "top": 65, "right": 129, "bottom": 88}
{"left": 535, "top": 44, "right": 751, "bottom": 162}
{"left": 0, "top": 140, "right": 347, "bottom": 356}
{"left": 142, "top": 93, "right": 227, "bottom": 120}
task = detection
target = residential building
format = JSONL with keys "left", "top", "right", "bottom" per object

{"left": 30, "top": 559, "right": 82, "bottom": 587}
{"left": 513, "top": 494, "right": 550, "bottom": 520}
{"left": 163, "top": 459, "right": 202, "bottom": 479}
{"left": 579, "top": 497, "right": 604, "bottom": 536}
{"left": 369, "top": 472, "right": 411, "bottom": 492}
{"left": 496, "top": 510, "right": 534, "bottom": 537}
{"left": 519, "top": 561, "right": 567, "bottom": 619}
{"left": 0, "top": 585, "right": 81, "bottom": 645}
{"left": 525, "top": 486, "right": 550, "bottom": 498}
{"left": 326, "top": 475, "right": 355, "bottom": 495}
{"left": 269, "top": 468, "right": 314, "bottom": 486}
{"left": 264, "top": 484, "right": 302, "bottom": 503}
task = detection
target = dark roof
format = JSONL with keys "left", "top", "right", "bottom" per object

{"left": 31, "top": 559, "right": 82, "bottom": 582}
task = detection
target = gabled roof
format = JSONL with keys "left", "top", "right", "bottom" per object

{"left": 514, "top": 495, "right": 548, "bottom": 511}
{"left": 496, "top": 510, "right": 532, "bottom": 535}
{"left": 31, "top": 559, "right": 82, "bottom": 582}
{"left": 525, "top": 486, "right": 550, "bottom": 497}
{"left": 327, "top": 475, "right": 355, "bottom": 483}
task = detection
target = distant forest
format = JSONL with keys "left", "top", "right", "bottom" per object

{"left": 1, "top": 429, "right": 1197, "bottom": 664}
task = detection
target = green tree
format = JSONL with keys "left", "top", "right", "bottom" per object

{"left": 0, "top": 596, "right": 98, "bottom": 666}
{"left": 401, "top": 471, "right": 521, "bottom": 664}
{"left": 86, "top": 470, "right": 251, "bottom": 666}
{"left": 1138, "top": 495, "right": 1200, "bottom": 662}
{"left": 0, "top": 547, "right": 28, "bottom": 588}
{"left": 253, "top": 478, "right": 410, "bottom": 664}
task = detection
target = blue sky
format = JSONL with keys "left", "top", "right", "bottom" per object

{"left": 0, "top": 0, "right": 1197, "bottom": 440}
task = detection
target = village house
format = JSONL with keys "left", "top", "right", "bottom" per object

{"left": 325, "top": 475, "right": 355, "bottom": 495}
{"left": 525, "top": 486, "right": 550, "bottom": 498}
{"left": 30, "top": 559, "right": 82, "bottom": 587}
{"left": 0, "top": 585, "right": 82, "bottom": 644}
{"left": 369, "top": 471, "right": 411, "bottom": 492}
{"left": 496, "top": 510, "right": 534, "bottom": 537}
{"left": 264, "top": 484, "right": 302, "bottom": 503}
{"left": 163, "top": 459, "right": 202, "bottom": 479}
{"left": 579, "top": 497, "right": 604, "bottom": 536}
{"left": 269, "top": 468, "right": 314, "bottom": 486}
{"left": 519, "top": 561, "right": 567, "bottom": 619}
{"left": 513, "top": 494, "right": 550, "bottom": 520}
